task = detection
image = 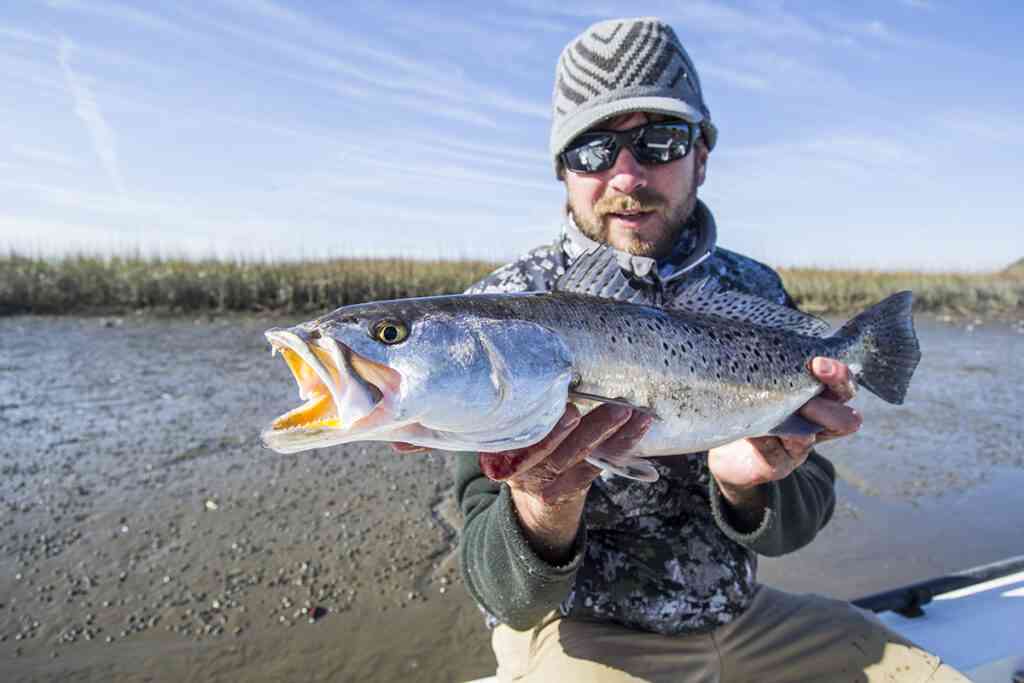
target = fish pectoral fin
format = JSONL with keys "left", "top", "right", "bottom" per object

{"left": 586, "top": 453, "right": 659, "bottom": 483}
{"left": 568, "top": 390, "right": 656, "bottom": 416}
{"left": 766, "top": 413, "right": 825, "bottom": 437}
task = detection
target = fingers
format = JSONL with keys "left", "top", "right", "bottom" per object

{"left": 776, "top": 434, "right": 815, "bottom": 459}
{"left": 479, "top": 406, "right": 582, "bottom": 481}
{"left": 534, "top": 460, "right": 603, "bottom": 505}
{"left": 542, "top": 403, "right": 633, "bottom": 474}
{"left": 748, "top": 434, "right": 808, "bottom": 465}
{"left": 588, "top": 411, "right": 654, "bottom": 456}
{"left": 744, "top": 434, "right": 813, "bottom": 479}
{"left": 500, "top": 402, "right": 636, "bottom": 502}
{"left": 810, "top": 357, "right": 857, "bottom": 403}
{"left": 799, "top": 396, "right": 862, "bottom": 443}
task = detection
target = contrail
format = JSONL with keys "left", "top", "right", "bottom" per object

{"left": 58, "top": 36, "right": 126, "bottom": 194}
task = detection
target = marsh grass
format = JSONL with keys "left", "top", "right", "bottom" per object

{"left": 0, "top": 253, "right": 495, "bottom": 316}
{"left": 1, "top": 252, "right": 1021, "bottom": 317}
{"left": 778, "top": 268, "right": 1023, "bottom": 317}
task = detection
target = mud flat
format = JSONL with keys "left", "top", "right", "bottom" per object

{"left": 1, "top": 314, "right": 1021, "bottom": 681}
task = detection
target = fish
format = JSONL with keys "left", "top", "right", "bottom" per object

{"left": 261, "top": 248, "right": 921, "bottom": 482}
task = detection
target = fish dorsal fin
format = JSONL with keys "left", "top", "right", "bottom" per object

{"left": 671, "top": 278, "right": 832, "bottom": 336}
{"left": 554, "top": 246, "right": 653, "bottom": 305}
{"left": 556, "top": 245, "right": 831, "bottom": 336}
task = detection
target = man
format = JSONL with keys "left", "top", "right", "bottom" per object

{"left": 440, "top": 17, "right": 967, "bottom": 682}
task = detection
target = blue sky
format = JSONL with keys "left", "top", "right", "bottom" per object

{"left": 1, "top": 1, "right": 1021, "bottom": 270}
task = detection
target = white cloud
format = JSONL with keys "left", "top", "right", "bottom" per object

{"left": 57, "top": 37, "right": 126, "bottom": 194}
{"left": 936, "top": 111, "right": 1024, "bottom": 145}
{"left": 46, "top": 0, "right": 194, "bottom": 40}
{"left": 10, "top": 144, "right": 82, "bottom": 169}
{"left": 0, "top": 181, "right": 160, "bottom": 215}
{"left": 185, "top": 6, "right": 546, "bottom": 124}
{"left": 212, "top": 0, "right": 440, "bottom": 78}
{"left": 0, "top": 26, "right": 52, "bottom": 47}
{"left": 0, "top": 52, "right": 67, "bottom": 93}
{"left": 507, "top": 0, "right": 830, "bottom": 44}
{"left": 479, "top": 90, "right": 550, "bottom": 120}
{"left": 700, "top": 62, "right": 771, "bottom": 92}
{"left": 383, "top": 94, "right": 500, "bottom": 129}
{"left": 0, "top": 25, "right": 176, "bottom": 81}
{"left": 844, "top": 19, "right": 916, "bottom": 47}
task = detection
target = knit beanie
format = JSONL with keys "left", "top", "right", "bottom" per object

{"left": 550, "top": 17, "right": 718, "bottom": 168}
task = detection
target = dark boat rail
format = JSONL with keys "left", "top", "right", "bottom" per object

{"left": 852, "top": 555, "right": 1024, "bottom": 618}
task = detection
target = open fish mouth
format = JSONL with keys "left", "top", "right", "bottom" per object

{"left": 263, "top": 329, "right": 401, "bottom": 444}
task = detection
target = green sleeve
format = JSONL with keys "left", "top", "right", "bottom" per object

{"left": 708, "top": 450, "right": 836, "bottom": 557}
{"left": 453, "top": 453, "right": 585, "bottom": 630}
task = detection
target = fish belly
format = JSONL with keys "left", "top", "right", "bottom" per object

{"left": 632, "top": 382, "right": 821, "bottom": 456}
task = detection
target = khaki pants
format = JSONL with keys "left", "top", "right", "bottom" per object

{"left": 492, "top": 586, "right": 970, "bottom": 683}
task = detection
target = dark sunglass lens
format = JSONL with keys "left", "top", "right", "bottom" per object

{"left": 636, "top": 125, "right": 690, "bottom": 163}
{"left": 564, "top": 136, "right": 616, "bottom": 172}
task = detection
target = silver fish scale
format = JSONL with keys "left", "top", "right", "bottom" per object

{"left": 428, "top": 292, "right": 854, "bottom": 455}
{"left": 309, "top": 290, "right": 861, "bottom": 456}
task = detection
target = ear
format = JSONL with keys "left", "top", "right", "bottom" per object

{"left": 694, "top": 139, "right": 710, "bottom": 187}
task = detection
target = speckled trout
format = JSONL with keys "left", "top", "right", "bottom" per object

{"left": 261, "top": 250, "right": 921, "bottom": 481}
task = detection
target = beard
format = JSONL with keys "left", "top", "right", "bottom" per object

{"left": 569, "top": 183, "right": 697, "bottom": 258}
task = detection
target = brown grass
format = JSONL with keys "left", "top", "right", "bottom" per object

{"left": 1, "top": 252, "right": 1020, "bottom": 317}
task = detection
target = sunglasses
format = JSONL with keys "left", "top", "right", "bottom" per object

{"left": 560, "top": 121, "right": 700, "bottom": 174}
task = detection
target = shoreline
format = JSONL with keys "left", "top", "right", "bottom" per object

{"left": 3, "top": 253, "right": 1021, "bottom": 319}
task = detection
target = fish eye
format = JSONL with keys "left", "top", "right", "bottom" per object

{"left": 371, "top": 319, "right": 409, "bottom": 345}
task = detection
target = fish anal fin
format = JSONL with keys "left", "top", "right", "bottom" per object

{"left": 585, "top": 453, "right": 659, "bottom": 483}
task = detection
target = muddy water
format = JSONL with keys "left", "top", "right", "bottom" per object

{"left": 0, "top": 314, "right": 1021, "bottom": 682}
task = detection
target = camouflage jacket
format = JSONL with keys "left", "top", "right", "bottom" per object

{"left": 456, "top": 201, "right": 837, "bottom": 635}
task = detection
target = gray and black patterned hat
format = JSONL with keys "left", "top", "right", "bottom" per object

{"left": 550, "top": 17, "right": 718, "bottom": 166}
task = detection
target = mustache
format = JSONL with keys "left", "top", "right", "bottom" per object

{"left": 594, "top": 188, "right": 667, "bottom": 217}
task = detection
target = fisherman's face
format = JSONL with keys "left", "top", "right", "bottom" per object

{"left": 564, "top": 112, "right": 708, "bottom": 259}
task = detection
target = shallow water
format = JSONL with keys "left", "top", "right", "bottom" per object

{"left": 0, "top": 313, "right": 1021, "bottom": 681}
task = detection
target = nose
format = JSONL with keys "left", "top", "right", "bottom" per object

{"left": 607, "top": 146, "right": 647, "bottom": 195}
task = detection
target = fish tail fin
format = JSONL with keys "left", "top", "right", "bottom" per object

{"left": 834, "top": 291, "right": 921, "bottom": 405}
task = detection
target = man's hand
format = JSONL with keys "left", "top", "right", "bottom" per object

{"left": 481, "top": 403, "right": 652, "bottom": 564}
{"left": 708, "top": 357, "right": 861, "bottom": 528}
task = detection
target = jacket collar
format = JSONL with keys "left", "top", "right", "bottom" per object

{"left": 561, "top": 199, "right": 717, "bottom": 285}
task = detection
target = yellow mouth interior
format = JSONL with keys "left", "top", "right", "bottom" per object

{"left": 271, "top": 347, "right": 340, "bottom": 431}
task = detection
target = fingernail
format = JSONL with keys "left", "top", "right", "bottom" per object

{"left": 816, "top": 358, "right": 833, "bottom": 374}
